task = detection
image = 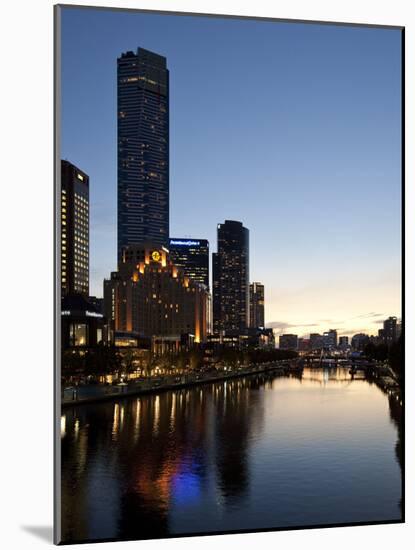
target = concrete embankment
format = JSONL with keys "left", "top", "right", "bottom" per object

{"left": 61, "top": 363, "right": 290, "bottom": 408}
{"left": 368, "top": 365, "right": 401, "bottom": 401}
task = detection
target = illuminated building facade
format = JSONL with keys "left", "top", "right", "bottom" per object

{"left": 213, "top": 220, "right": 249, "bottom": 334}
{"left": 168, "top": 238, "right": 209, "bottom": 288}
{"left": 117, "top": 48, "right": 169, "bottom": 261}
{"left": 249, "top": 282, "right": 265, "bottom": 328}
{"left": 61, "top": 294, "right": 107, "bottom": 349}
{"left": 103, "top": 243, "right": 208, "bottom": 344}
{"left": 61, "top": 160, "right": 89, "bottom": 296}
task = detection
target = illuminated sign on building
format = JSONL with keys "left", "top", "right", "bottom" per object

{"left": 61, "top": 309, "right": 103, "bottom": 318}
{"left": 170, "top": 240, "right": 201, "bottom": 247}
{"left": 86, "top": 310, "right": 103, "bottom": 318}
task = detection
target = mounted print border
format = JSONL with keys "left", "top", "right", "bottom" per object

{"left": 54, "top": 4, "right": 404, "bottom": 545}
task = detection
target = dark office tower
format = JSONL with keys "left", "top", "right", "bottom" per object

{"left": 61, "top": 160, "right": 89, "bottom": 296}
{"left": 213, "top": 220, "right": 249, "bottom": 334}
{"left": 117, "top": 48, "right": 169, "bottom": 261}
{"left": 249, "top": 282, "right": 265, "bottom": 328}
{"left": 169, "top": 238, "right": 209, "bottom": 288}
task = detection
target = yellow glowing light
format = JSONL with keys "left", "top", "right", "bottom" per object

{"left": 151, "top": 250, "right": 161, "bottom": 262}
{"left": 61, "top": 415, "right": 66, "bottom": 437}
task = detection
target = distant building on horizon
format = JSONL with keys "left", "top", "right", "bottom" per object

{"left": 339, "top": 336, "right": 349, "bottom": 349}
{"left": 249, "top": 282, "right": 265, "bottom": 328}
{"left": 213, "top": 220, "right": 249, "bottom": 335}
{"left": 381, "top": 316, "right": 399, "bottom": 345}
{"left": 310, "top": 333, "right": 324, "bottom": 350}
{"left": 61, "top": 160, "right": 89, "bottom": 297}
{"left": 351, "top": 333, "right": 370, "bottom": 351}
{"left": 169, "top": 238, "right": 209, "bottom": 288}
{"left": 298, "top": 338, "right": 310, "bottom": 352}
{"left": 117, "top": 48, "right": 169, "bottom": 261}
{"left": 323, "top": 329, "right": 338, "bottom": 349}
{"left": 279, "top": 334, "right": 298, "bottom": 350}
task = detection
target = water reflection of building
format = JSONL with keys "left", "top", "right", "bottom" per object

{"left": 114, "top": 390, "right": 211, "bottom": 539}
{"left": 61, "top": 375, "right": 269, "bottom": 542}
{"left": 387, "top": 392, "right": 403, "bottom": 513}
{"left": 213, "top": 377, "right": 265, "bottom": 503}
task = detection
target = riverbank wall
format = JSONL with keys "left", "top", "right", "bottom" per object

{"left": 62, "top": 363, "right": 290, "bottom": 408}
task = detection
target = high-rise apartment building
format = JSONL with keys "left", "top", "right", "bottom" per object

{"left": 212, "top": 220, "right": 249, "bottom": 334}
{"left": 61, "top": 160, "right": 89, "bottom": 296}
{"left": 249, "top": 282, "right": 265, "bottom": 328}
{"left": 117, "top": 48, "right": 169, "bottom": 260}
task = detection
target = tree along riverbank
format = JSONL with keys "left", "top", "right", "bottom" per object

{"left": 61, "top": 361, "right": 298, "bottom": 408}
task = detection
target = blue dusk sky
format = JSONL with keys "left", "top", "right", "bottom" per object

{"left": 60, "top": 7, "right": 402, "bottom": 338}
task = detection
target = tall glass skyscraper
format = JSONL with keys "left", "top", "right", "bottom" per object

{"left": 213, "top": 220, "right": 249, "bottom": 334}
{"left": 117, "top": 48, "right": 169, "bottom": 262}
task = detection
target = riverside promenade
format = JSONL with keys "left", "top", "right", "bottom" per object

{"left": 61, "top": 361, "right": 294, "bottom": 408}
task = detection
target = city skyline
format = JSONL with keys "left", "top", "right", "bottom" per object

{"left": 61, "top": 8, "right": 401, "bottom": 338}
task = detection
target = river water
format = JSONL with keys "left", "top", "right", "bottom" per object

{"left": 60, "top": 367, "right": 402, "bottom": 543}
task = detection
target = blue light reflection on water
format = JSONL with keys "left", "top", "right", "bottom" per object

{"left": 61, "top": 368, "right": 402, "bottom": 542}
{"left": 172, "top": 469, "right": 202, "bottom": 506}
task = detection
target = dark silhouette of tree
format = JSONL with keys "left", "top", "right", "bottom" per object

{"left": 85, "top": 344, "right": 121, "bottom": 380}
{"left": 388, "top": 335, "right": 403, "bottom": 382}
{"left": 364, "top": 335, "right": 403, "bottom": 385}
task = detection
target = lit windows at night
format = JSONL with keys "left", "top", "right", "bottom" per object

{"left": 61, "top": 160, "right": 89, "bottom": 296}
